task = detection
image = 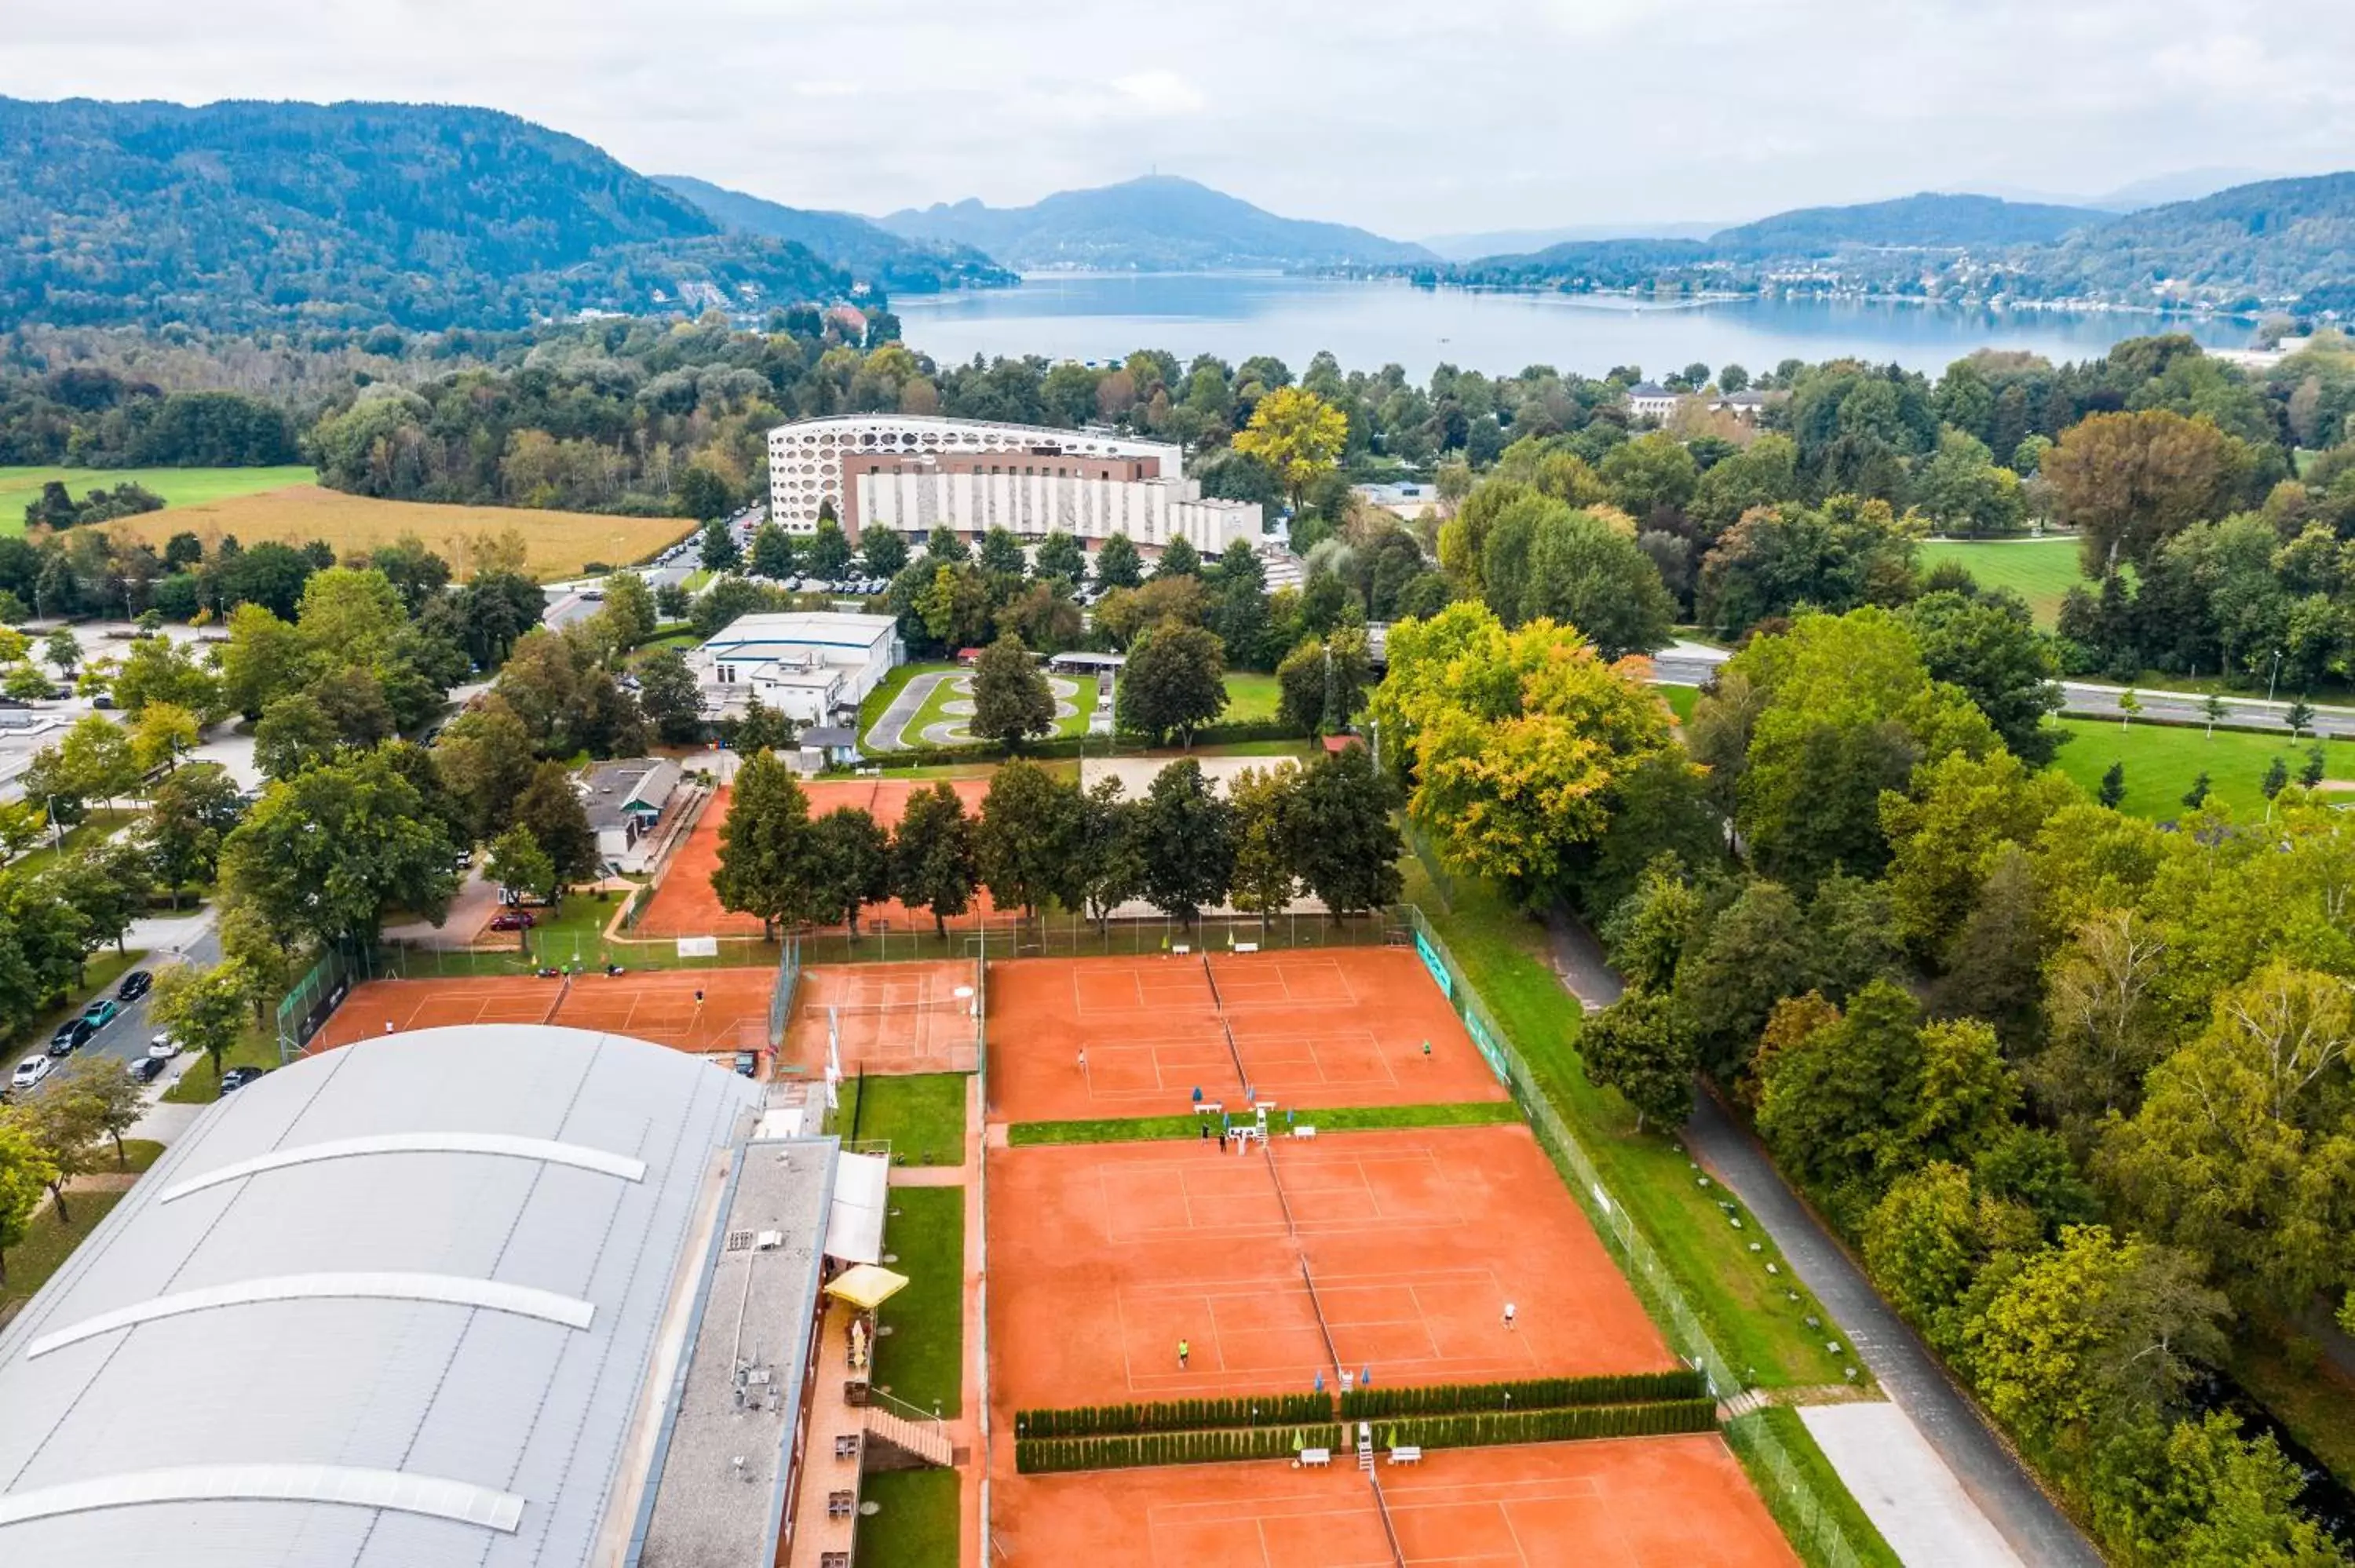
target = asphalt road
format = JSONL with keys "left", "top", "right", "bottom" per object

{"left": 13, "top": 927, "right": 222, "bottom": 1092}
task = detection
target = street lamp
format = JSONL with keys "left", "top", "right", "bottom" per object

{"left": 2269, "top": 647, "right": 2286, "bottom": 703}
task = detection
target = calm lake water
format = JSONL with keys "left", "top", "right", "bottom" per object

{"left": 894, "top": 273, "right": 2251, "bottom": 382}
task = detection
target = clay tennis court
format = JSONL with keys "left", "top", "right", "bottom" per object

{"left": 988, "top": 1125, "right": 1673, "bottom": 1412}
{"left": 987, "top": 950, "right": 1510, "bottom": 1124}
{"left": 631, "top": 776, "right": 996, "bottom": 939}
{"left": 779, "top": 959, "right": 980, "bottom": 1074}
{"left": 315, "top": 968, "right": 774, "bottom": 1055}
{"left": 992, "top": 1436, "right": 1798, "bottom": 1566}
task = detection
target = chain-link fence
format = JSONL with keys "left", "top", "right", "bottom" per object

{"left": 1397, "top": 902, "right": 1868, "bottom": 1568}
{"left": 274, "top": 939, "right": 385, "bottom": 1059}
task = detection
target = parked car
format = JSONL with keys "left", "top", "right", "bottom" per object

{"left": 128, "top": 1056, "right": 167, "bottom": 1085}
{"left": 81, "top": 997, "right": 120, "bottom": 1030}
{"left": 219, "top": 1066, "right": 266, "bottom": 1092}
{"left": 48, "top": 1018, "right": 93, "bottom": 1057}
{"left": 12, "top": 1056, "right": 52, "bottom": 1092}
{"left": 488, "top": 911, "right": 535, "bottom": 932}
{"left": 148, "top": 1031, "right": 180, "bottom": 1059}
{"left": 91, "top": 693, "right": 115, "bottom": 709}
{"left": 116, "top": 968, "right": 153, "bottom": 1002}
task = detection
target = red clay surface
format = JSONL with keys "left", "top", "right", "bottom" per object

{"left": 318, "top": 968, "right": 775, "bottom": 1055}
{"left": 988, "top": 1125, "right": 1673, "bottom": 1413}
{"left": 987, "top": 950, "right": 1510, "bottom": 1124}
{"left": 780, "top": 960, "right": 980, "bottom": 1074}
{"left": 631, "top": 777, "right": 996, "bottom": 939}
{"left": 993, "top": 1436, "right": 1798, "bottom": 1566}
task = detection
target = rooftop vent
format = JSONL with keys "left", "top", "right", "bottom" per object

{"left": 755, "top": 1230, "right": 784, "bottom": 1251}
{"left": 725, "top": 1231, "right": 755, "bottom": 1253}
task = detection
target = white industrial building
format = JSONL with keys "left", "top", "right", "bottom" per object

{"left": 0, "top": 1025, "right": 929, "bottom": 1568}
{"left": 689, "top": 610, "right": 901, "bottom": 725}
{"left": 765, "top": 414, "right": 1260, "bottom": 557}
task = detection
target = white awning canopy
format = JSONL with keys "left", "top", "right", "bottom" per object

{"left": 824, "top": 1150, "right": 890, "bottom": 1266}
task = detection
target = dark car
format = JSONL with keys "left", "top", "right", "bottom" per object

{"left": 219, "top": 1066, "right": 267, "bottom": 1092}
{"left": 48, "top": 1017, "right": 93, "bottom": 1057}
{"left": 90, "top": 693, "right": 115, "bottom": 709}
{"left": 127, "top": 1056, "right": 167, "bottom": 1085}
{"left": 116, "top": 969, "right": 153, "bottom": 1002}
{"left": 488, "top": 910, "right": 535, "bottom": 932}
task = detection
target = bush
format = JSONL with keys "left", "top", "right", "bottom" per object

{"left": 1339, "top": 1369, "right": 1707, "bottom": 1420}
{"left": 1015, "top": 1424, "right": 1344, "bottom": 1474}
{"left": 1017, "top": 1391, "right": 1334, "bottom": 1439}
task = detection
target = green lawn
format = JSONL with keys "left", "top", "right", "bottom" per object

{"left": 862, "top": 660, "right": 957, "bottom": 742}
{"left": 900, "top": 669, "right": 1097, "bottom": 746}
{"left": 853, "top": 1468, "right": 959, "bottom": 1568}
{"left": 1916, "top": 537, "right": 2091, "bottom": 628}
{"left": 873, "top": 1186, "right": 964, "bottom": 1417}
{"left": 163, "top": 1022, "right": 281, "bottom": 1104}
{"left": 835, "top": 1072, "right": 969, "bottom": 1165}
{"left": 1222, "top": 670, "right": 1281, "bottom": 723}
{"left": 1400, "top": 859, "right": 1855, "bottom": 1392}
{"left": 0, "top": 465, "right": 316, "bottom": 535}
{"left": 2050, "top": 717, "right": 2355, "bottom": 819}
{"left": 1659, "top": 684, "right": 1700, "bottom": 723}
{"left": 1008, "top": 1100, "right": 1520, "bottom": 1147}
{"left": 9, "top": 808, "right": 136, "bottom": 878}
{"left": 0, "top": 1187, "right": 129, "bottom": 1313}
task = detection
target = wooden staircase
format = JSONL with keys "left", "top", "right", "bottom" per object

{"left": 864, "top": 1406, "right": 955, "bottom": 1469}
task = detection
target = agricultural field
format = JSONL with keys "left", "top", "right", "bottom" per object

{"left": 0, "top": 465, "right": 316, "bottom": 534}
{"left": 2050, "top": 717, "right": 2355, "bottom": 819}
{"left": 107, "top": 484, "right": 694, "bottom": 581}
{"left": 1917, "top": 536, "right": 2093, "bottom": 627}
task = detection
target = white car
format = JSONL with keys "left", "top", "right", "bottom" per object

{"left": 11, "top": 1056, "right": 51, "bottom": 1092}
{"left": 148, "top": 1031, "right": 181, "bottom": 1060}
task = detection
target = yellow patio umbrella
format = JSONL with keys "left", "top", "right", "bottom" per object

{"left": 824, "top": 1263, "right": 910, "bottom": 1311}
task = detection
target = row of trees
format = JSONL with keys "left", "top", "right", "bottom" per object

{"left": 0, "top": 1056, "right": 149, "bottom": 1286}
{"left": 712, "top": 744, "right": 1402, "bottom": 939}
{"left": 1380, "top": 595, "right": 2352, "bottom": 1559}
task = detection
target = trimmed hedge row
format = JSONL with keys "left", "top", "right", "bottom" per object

{"left": 1017, "top": 1392, "right": 1333, "bottom": 1438}
{"left": 873, "top": 718, "right": 1308, "bottom": 771}
{"left": 1012, "top": 1400, "right": 1719, "bottom": 1473}
{"left": 1016, "top": 1424, "right": 1345, "bottom": 1474}
{"left": 1339, "top": 1369, "right": 1707, "bottom": 1420}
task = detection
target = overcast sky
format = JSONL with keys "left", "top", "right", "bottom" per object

{"left": 4, "top": 0, "right": 2352, "bottom": 238}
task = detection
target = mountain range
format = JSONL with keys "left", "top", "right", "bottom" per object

{"left": 652, "top": 175, "right": 1015, "bottom": 293}
{"left": 878, "top": 174, "right": 1438, "bottom": 272}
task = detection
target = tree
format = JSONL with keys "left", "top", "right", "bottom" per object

{"left": 1583, "top": 989, "right": 1696, "bottom": 1132}
{"left": 27, "top": 713, "right": 138, "bottom": 821}
{"left": 674, "top": 464, "right": 732, "bottom": 520}
{"left": 0, "top": 1116, "right": 57, "bottom": 1289}
{"left": 1072, "top": 777, "right": 1147, "bottom": 932}
{"left": 922, "top": 525, "right": 969, "bottom": 566}
{"left": 486, "top": 826, "right": 553, "bottom": 946}
{"left": 1035, "top": 530, "right": 1086, "bottom": 585}
{"left": 129, "top": 701, "right": 200, "bottom": 776}
{"left": 1226, "top": 764, "right": 1299, "bottom": 936}
{"left": 977, "top": 759, "right": 1083, "bottom": 919}
{"left": 634, "top": 646, "right": 705, "bottom": 746}
{"left": 2098, "top": 760, "right": 2127, "bottom": 809}
{"left": 807, "top": 807, "right": 893, "bottom": 936}
{"left": 1900, "top": 591, "right": 2064, "bottom": 764}
{"left": 655, "top": 580, "right": 691, "bottom": 619}
{"left": 749, "top": 522, "right": 798, "bottom": 582}
{"left": 62, "top": 837, "right": 153, "bottom": 961}
{"left": 978, "top": 526, "right": 1027, "bottom": 578}
{"left": 2203, "top": 693, "right": 2227, "bottom": 735}
{"left": 712, "top": 750, "right": 817, "bottom": 938}
{"left": 50, "top": 1055, "right": 146, "bottom": 1165}
{"left": 111, "top": 634, "right": 220, "bottom": 717}
{"left": 2043, "top": 409, "right": 2247, "bottom": 571}
{"left": 861, "top": 527, "right": 909, "bottom": 578}
{"left": 513, "top": 760, "right": 600, "bottom": 897}
{"left": 2180, "top": 771, "right": 2212, "bottom": 809}
{"left": 220, "top": 749, "right": 458, "bottom": 946}
{"left": 1095, "top": 532, "right": 1144, "bottom": 589}
{"left": 969, "top": 634, "right": 1055, "bottom": 747}
{"left": 42, "top": 627, "right": 81, "bottom": 676}
{"left": 2262, "top": 754, "right": 2289, "bottom": 800}
{"left": 1283, "top": 743, "right": 1402, "bottom": 919}
{"left": 2, "top": 662, "right": 48, "bottom": 703}
{"left": 2302, "top": 745, "right": 2327, "bottom": 788}
{"left": 1137, "top": 759, "right": 1236, "bottom": 926}
{"left": 596, "top": 570, "right": 658, "bottom": 653}
{"left": 699, "top": 519, "right": 741, "bottom": 572}
{"left": 432, "top": 698, "right": 539, "bottom": 840}
{"left": 1275, "top": 630, "right": 1371, "bottom": 736}
{"left": 1117, "top": 622, "right": 1229, "bottom": 746}
{"left": 891, "top": 782, "right": 980, "bottom": 937}
{"left": 144, "top": 762, "right": 241, "bottom": 903}
{"left": 1232, "top": 386, "right": 1348, "bottom": 517}
{"left": 20, "top": 1063, "right": 100, "bottom": 1224}
{"left": 807, "top": 520, "right": 854, "bottom": 577}
{"left": 2286, "top": 697, "right": 2315, "bottom": 738}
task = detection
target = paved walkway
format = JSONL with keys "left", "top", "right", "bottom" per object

{"left": 1803, "top": 1402, "right": 2028, "bottom": 1568}
{"left": 1541, "top": 901, "right": 2101, "bottom": 1568}
{"left": 867, "top": 669, "right": 962, "bottom": 753}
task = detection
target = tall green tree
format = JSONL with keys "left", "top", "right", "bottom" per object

{"left": 1583, "top": 989, "right": 1696, "bottom": 1132}
{"left": 807, "top": 807, "right": 893, "bottom": 937}
{"left": 1116, "top": 622, "right": 1229, "bottom": 746}
{"left": 1137, "top": 759, "right": 1236, "bottom": 927}
{"left": 891, "top": 783, "right": 980, "bottom": 937}
{"left": 1072, "top": 777, "right": 1147, "bottom": 932}
{"left": 1225, "top": 764, "right": 1298, "bottom": 936}
{"left": 1282, "top": 743, "right": 1401, "bottom": 919}
{"left": 712, "top": 750, "right": 816, "bottom": 939}
{"left": 222, "top": 749, "right": 458, "bottom": 947}
{"left": 977, "top": 758, "right": 1082, "bottom": 919}
{"left": 0, "top": 1116, "right": 57, "bottom": 1290}
{"left": 1094, "top": 532, "right": 1144, "bottom": 589}
{"left": 969, "top": 634, "right": 1056, "bottom": 748}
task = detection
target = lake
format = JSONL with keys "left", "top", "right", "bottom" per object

{"left": 893, "top": 273, "right": 2251, "bottom": 382}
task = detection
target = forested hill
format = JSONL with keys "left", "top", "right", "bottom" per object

{"left": 2041, "top": 172, "right": 2355, "bottom": 309}
{"left": 879, "top": 174, "right": 1439, "bottom": 271}
{"left": 1707, "top": 191, "right": 2112, "bottom": 253}
{"left": 654, "top": 175, "right": 1016, "bottom": 292}
{"left": 0, "top": 97, "right": 853, "bottom": 331}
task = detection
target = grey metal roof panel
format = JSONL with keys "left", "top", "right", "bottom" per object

{"left": 0, "top": 1026, "right": 761, "bottom": 1568}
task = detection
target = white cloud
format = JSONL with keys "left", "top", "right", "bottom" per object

{"left": 0, "top": 0, "right": 2351, "bottom": 235}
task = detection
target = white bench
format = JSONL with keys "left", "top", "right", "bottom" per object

{"left": 1388, "top": 1446, "right": 1423, "bottom": 1465}
{"left": 1296, "top": 1448, "right": 1331, "bottom": 1468}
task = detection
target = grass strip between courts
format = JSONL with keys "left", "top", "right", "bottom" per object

{"left": 1005, "top": 1099, "right": 1520, "bottom": 1147}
